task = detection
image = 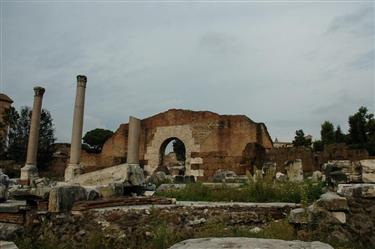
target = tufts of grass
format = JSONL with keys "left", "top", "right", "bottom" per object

{"left": 156, "top": 179, "right": 324, "bottom": 204}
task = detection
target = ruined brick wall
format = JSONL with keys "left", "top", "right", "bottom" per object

{"left": 83, "top": 109, "right": 273, "bottom": 180}
{"left": 266, "top": 144, "right": 371, "bottom": 173}
{"left": 0, "top": 93, "right": 13, "bottom": 140}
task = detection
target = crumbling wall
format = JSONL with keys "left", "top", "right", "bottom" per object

{"left": 80, "top": 109, "right": 273, "bottom": 180}
{"left": 266, "top": 144, "right": 371, "bottom": 173}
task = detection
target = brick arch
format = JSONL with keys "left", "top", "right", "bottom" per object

{"left": 144, "top": 125, "right": 201, "bottom": 176}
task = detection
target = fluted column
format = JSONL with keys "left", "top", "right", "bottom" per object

{"left": 65, "top": 75, "right": 87, "bottom": 181}
{"left": 127, "top": 116, "right": 141, "bottom": 165}
{"left": 20, "top": 87, "right": 45, "bottom": 184}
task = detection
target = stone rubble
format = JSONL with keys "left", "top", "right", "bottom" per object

{"left": 0, "top": 170, "right": 10, "bottom": 202}
{"left": 284, "top": 159, "right": 303, "bottom": 182}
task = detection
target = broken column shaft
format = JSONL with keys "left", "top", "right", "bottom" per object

{"left": 127, "top": 116, "right": 141, "bottom": 165}
{"left": 65, "top": 75, "right": 87, "bottom": 181}
{"left": 20, "top": 86, "right": 45, "bottom": 183}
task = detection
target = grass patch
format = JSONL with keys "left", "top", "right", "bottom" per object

{"left": 155, "top": 180, "right": 324, "bottom": 204}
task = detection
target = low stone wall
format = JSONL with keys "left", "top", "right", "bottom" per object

{"left": 4, "top": 202, "right": 298, "bottom": 248}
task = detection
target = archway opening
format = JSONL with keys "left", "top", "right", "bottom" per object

{"left": 159, "top": 137, "right": 186, "bottom": 176}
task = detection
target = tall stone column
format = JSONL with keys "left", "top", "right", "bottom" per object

{"left": 65, "top": 75, "right": 87, "bottom": 181}
{"left": 20, "top": 87, "right": 45, "bottom": 183}
{"left": 127, "top": 116, "right": 141, "bottom": 165}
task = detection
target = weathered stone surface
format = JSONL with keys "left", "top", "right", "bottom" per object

{"left": 157, "top": 184, "right": 186, "bottom": 192}
{"left": 262, "top": 162, "right": 276, "bottom": 178}
{"left": 213, "top": 170, "right": 237, "bottom": 183}
{"left": 323, "top": 160, "right": 362, "bottom": 185}
{"left": 0, "top": 241, "right": 19, "bottom": 249}
{"left": 275, "top": 172, "right": 287, "bottom": 182}
{"left": 97, "top": 183, "right": 124, "bottom": 199}
{"left": 0, "top": 222, "right": 23, "bottom": 240}
{"left": 48, "top": 185, "right": 87, "bottom": 212}
{"left": 312, "top": 171, "right": 323, "bottom": 182}
{"left": 71, "top": 163, "right": 144, "bottom": 186}
{"left": 168, "top": 238, "right": 334, "bottom": 249}
{"left": 0, "top": 170, "right": 10, "bottom": 202}
{"left": 337, "top": 184, "right": 375, "bottom": 198}
{"left": 0, "top": 200, "right": 26, "bottom": 213}
{"left": 360, "top": 159, "right": 375, "bottom": 174}
{"left": 316, "top": 192, "right": 348, "bottom": 211}
{"left": 288, "top": 208, "right": 308, "bottom": 224}
{"left": 285, "top": 159, "right": 303, "bottom": 182}
{"left": 330, "top": 212, "right": 346, "bottom": 224}
{"left": 362, "top": 173, "right": 375, "bottom": 183}
{"left": 147, "top": 171, "right": 173, "bottom": 186}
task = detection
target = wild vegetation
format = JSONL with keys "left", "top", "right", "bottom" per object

{"left": 156, "top": 176, "right": 324, "bottom": 205}
{"left": 15, "top": 209, "right": 368, "bottom": 249}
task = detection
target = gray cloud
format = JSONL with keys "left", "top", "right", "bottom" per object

{"left": 326, "top": 7, "right": 373, "bottom": 36}
{"left": 1, "top": 2, "right": 374, "bottom": 143}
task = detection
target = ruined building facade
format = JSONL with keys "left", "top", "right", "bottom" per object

{"left": 81, "top": 109, "right": 273, "bottom": 180}
{"left": 0, "top": 94, "right": 13, "bottom": 140}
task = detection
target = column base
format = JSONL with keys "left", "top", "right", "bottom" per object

{"left": 20, "top": 164, "right": 38, "bottom": 184}
{"left": 64, "top": 164, "right": 84, "bottom": 182}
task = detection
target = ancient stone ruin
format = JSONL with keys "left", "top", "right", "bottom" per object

{"left": 0, "top": 75, "right": 374, "bottom": 249}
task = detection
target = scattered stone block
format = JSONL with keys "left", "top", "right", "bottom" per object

{"left": 330, "top": 212, "right": 346, "bottom": 224}
{"left": 360, "top": 159, "right": 375, "bottom": 174}
{"left": 323, "top": 160, "right": 362, "bottom": 185}
{"left": 97, "top": 183, "right": 124, "bottom": 199}
{"left": 157, "top": 184, "right": 186, "bottom": 192}
{"left": 0, "top": 171, "right": 10, "bottom": 202}
{"left": 275, "top": 172, "right": 287, "bottom": 182}
{"left": 0, "top": 241, "right": 19, "bottom": 249}
{"left": 168, "top": 238, "right": 334, "bottom": 249}
{"left": 337, "top": 184, "right": 375, "bottom": 198}
{"left": 213, "top": 170, "right": 237, "bottom": 183}
{"left": 288, "top": 208, "right": 308, "bottom": 224}
{"left": 312, "top": 171, "right": 323, "bottom": 182}
{"left": 362, "top": 173, "right": 375, "bottom": 183}
{"left": 285, "top": 159, "right": 303, "bottom": 182}
{"left": 48, "top": 185, "right": 87, "bottom": 212}
{"left": 316, "top": 192, "right": 348, "bottom": 211}
{"left": 360, "top": 160, "right": 375, "bottom": 183}
{"left": 71, "top": 163, "right": 144, "bottom": 186}
{"left": 262, "top": 162, "right": 276, "bottom": 179}
{"left": 147, "top": 171, "right": 171, "bottom": 186}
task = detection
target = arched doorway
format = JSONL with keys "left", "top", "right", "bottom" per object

{"left": 159, "top": 137, "right": 186, "bottom": 176}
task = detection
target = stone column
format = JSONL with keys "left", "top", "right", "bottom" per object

{"left": 20, "top": 87, "right": 45, "bottom": 183}
{"left": 65, "top": 75, "right": 87, "bottom": 181}
{"left": 127, "top": 116, "right": 141, "bottom": 165}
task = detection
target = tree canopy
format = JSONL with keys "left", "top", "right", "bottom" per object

{"left": 320, "top": 121, "right": 335, "bottom": 144}
{"left": 293, "top": 129, "right": 311, "bottom": 147}
{"left": 82, "top": 128, "right": 114, "bottom": 152}
{"left": 0, "top": 106, "right": 56, "bottom": 169}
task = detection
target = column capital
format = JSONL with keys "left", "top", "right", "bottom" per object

{"left": 77, "top": 75, "right": 87, "bottom": 88}
{"left": 33, "top": 87, "right": 45, "bottom": 97}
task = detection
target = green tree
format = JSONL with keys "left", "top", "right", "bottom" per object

{"left": 320, "top": 121, "right": 335, "bottom": 144}
{"left": 293, "top": 129, "right": 311, "bottom": 147}
{"left": 335, "top": 125, "right": 346, "bottom": 143}
{"left": 83, "top": 128, "right": 114, "bottom": 152}
{"left": 348, "top": 106, "right": 371, "bottom": 144}
{"left": 4, "top": 106, "right": 56, "bottom": 170}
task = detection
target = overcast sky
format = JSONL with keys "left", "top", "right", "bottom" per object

{"left": 1, "top": 1, "right": 374, "bottom": 143}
